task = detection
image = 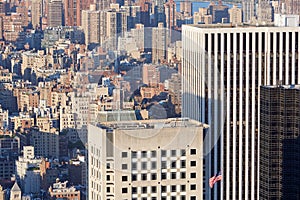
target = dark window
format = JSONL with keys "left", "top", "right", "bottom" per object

{"left": 181, "top": 185, "right": 186, "bottom": 192}
{"left": 190, "top": 184, "right": 196, "bottom": 190}
{"left": 151, "top": 186, "right": 157, "bottom": 193}
{"left": 106, "top": 175, "right": 110, "bottom": 181}
{"left": 190, "top": 161, "right": 196, "bottom": 167}
{"left": 190, "top": 173, "right": 196, "bottom": 178}
{"left": 171, "top": 150, "right": 176, "bottom": 156}
{"left": 171, "top": 185, "right": 176, "bottom": 192}
{"left": 122, "top": 188, "right": 128, "bottom": 193}
{"left": 122, "top": 164, "right": 127, "bottom": 170}
{"left": 161, "top": 150, "right": 167, "bottom": 157}
{"left": 171, "top": 172, "right": 176, "bottom": 179}
{"left": 161, "top": 186, "right": 167, "bottom": 192}
{"left": 142, "top": 151, "right": 147, "bottom": 158}
{"left": 181, "top": 172, "right": 186, "bottom": 179}
{"left": 132, "top": 174, "right": 137, "bottom": 181}
{"left": 142, "top": 187, "right": 147, "bottom": 193}
{"left": 151, "top": 173, "right": 157, "bottom": 180}
{"left": 132, "top": 151, "right": 137, "bottom": 158}
{"left": 151, "top": 151, "right": 157, "bottom": 157}
{"left": 142, "top": 173, "right": 147, "bottom": 180}
{"left": 190, "top": 149, "right": 196, "bottom": 155}
{"left": 121, "top": 152, "right": 127, "bottom": 158}
{"left": 162, "top": 173, "right": 167, "bottom": 179}
{"left": 132, "top": 187, "right": 137, "bottom": 194}
{"left": 122, "top": 176, "right": 127, "bottom": 181}
{"left": 181, "top": 160, "right": 186, "bottom": 168}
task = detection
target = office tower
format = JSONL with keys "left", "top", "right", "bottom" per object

{"left": 228, "top": 5, "right": 242, "bottom": 25}
{"left": 242, "top": 0, "right": 255, "bottom": 23}
{"left": 31, "top": 0, "right": 42, "bottom": 29}
{"left": 182, "top": 24, "right": 300, "bottom": 200}
{"left": 64, "top": 0, "right": 93, "bottom": 26}
{"left": 152, "top": 22, "right": 169, "bottom": 63}
{"left": 256, "top": 0, "right": 273, "bottom": 23}
{"left": 88, "top": 118, "right": 207, "bottom": 200}
{"left": 95, "top": 0, "right": 111, "bottom": 10}
{"left": 48, "top": 0, "right": 62, "bottom": 27}
{"left": 260, "top": 85, "right": 300, "bottom": 199}
{"left": 180, "top": 0, "right": 192, "bottom": 16}
{"left": 164, "top": 0, "right": 176, "bottom": 29}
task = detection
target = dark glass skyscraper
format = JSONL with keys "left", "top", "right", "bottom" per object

{"left": 260, "top": 85, "right": 300, "bottom": 199}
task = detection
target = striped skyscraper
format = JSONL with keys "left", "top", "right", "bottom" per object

{"left": 182, "top": 24, "right": 300, "bottom": 200}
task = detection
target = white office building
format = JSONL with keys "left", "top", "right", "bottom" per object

{"left": 88, "top": 118, "right": 208, "bottom": 200}
{"left": 182, "top": 24, "right": 300, "bottom": 200}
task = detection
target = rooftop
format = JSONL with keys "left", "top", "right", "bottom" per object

{"left": 263, "top": 84, "right": 300, "bottom": 90}
{"left": 98, "top": 118, "right": 209, "bottom": 130}
{"left": 185, "top": 23, "right": 300, "bottom": 29}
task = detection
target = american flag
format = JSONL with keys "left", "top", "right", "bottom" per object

{"left": 209, "top": 171, "right": 222, "bottom": 188}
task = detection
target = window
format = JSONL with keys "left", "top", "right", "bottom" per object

{"left": 132, "top": 163, "right": 137, "bottom": 170}
{"left": 190, "top": 196, "right": 196, "bottom": 200}
{"left": 172, "top": 197, "right": 176, "bottom": 200}
{"left": 171, "top": 150, "right": 176, "bottom": 156}
{"left": 151, "top": 161, "right": 157, "bottom": 169}
{"left": 106, "top": 175, "right": 110, "bottom": 181}
{"left": 181, "top": 185, "right": 186, "bottom": 192}
{"left": 190, "top": 149, "right": 196, "bottom": 155}
{"left": 122, "top": 188, "right": 128, "bottom": 193}
{"left": 190, "top": 184, "right": 196, "bottom": 190}
{"left": 142, "top": 162, "right": 147, "bottom": 170}
{"left": 106, "top": 163, "right": 111, "bottom": 169}
{"left": 190, "top": 173, "right": 196, "bottom": 178}
{"left": 142, "top": 187, "right": 147, "bottom": 193}
{"left": 106, "top": 187, "right": 110, "bottom": 193}
{"left": 161, "top": 173, "right": 167, "bottom": 179}
{"left": 142, "top": 173, "right": 147, "bottom": 180}
{"left": 151, "top": 186, "right": 157, "bottom": 193}
{"left": 181, "top": 195, "right": 186, "bottom": 200}
{"left": 151, "top": 173, "right": 157, "bottom": 180}
{"left": 190, "top": 161, "right": 196, "bottom": 167}
{"left": 132, "top": 151, "right": 137, "bottom": 158}
{"left": 171, "top": 172, "right": 176, "bottom": 179}
{"left": 181, "top": 149, "right": 186, "bottom": 156}
{"left": 132, "top": 187, "right": 137, "bottom": 194}
{"left": 181, "top": 160, "right": 186, "bottom": 168}
{"left": 181, "top": 172, "right": 186, "bottom": 179}
{"left": 161, "top": 186, "right": 166, "bottom": 192}
{"left": 132, "top": 174, "right": 137, "bottom": 181}
{"left": 142, "top": 151, "right": 147, "bottom": 158}
{"left": 122, "top": 176, "right": 128, "bottom": 181}
{"left": 171, "top": 161, "right": 176, "bottom": 168}
{"left": 122, "top": 152, "right": 127, "bottom": 158}
{"left": 162, "top": 161, "right": 167, "bottom": 169}
{"left": 161, "top": 150, "right": 167, "bottom": 157}
{"left": 122, "top": 164, "right": 127, "bottom": 170}
{"left": 171, "top": 185, "right": 176, "bottom": 192}
{"left": 151, "top": 151, "right": 157, "bottom": 157}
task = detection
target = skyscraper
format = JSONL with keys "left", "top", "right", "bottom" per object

{"left": 31, "top": 0, "right": 42, "bottom": 29}
{"left": 242, "top": 0, "right": 255, "bottom": 23}
{"left": 81, "top": 5, "right": 104, "bottom": 47}
{"left": 88, "top": 118, "right": 207, "bottom": 200}
{"left": 182, "top": 24, "right": 300, "bottom": 200}
{"left": 152, "top": 22, "right": 169, "bottom": 64}
{"left": 164, "top": 0, "right": 176, "bottom": 29}
{"left": 260, "top": 85, "right": 300, "bottom": 199}
{"left": 48, "top": 0, "right": 62, "bottom": 27}
{"left": 64, "top": 0, "right": 93, "bottom": 26}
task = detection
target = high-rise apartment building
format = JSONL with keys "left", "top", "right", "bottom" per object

{"left": 242, "top": 0, "right": 255, "bottom": 23}
{"left": 64, "top": 0, "right": 92, "bottom": 26}
{"left": 164, "top": 0, "right": 176, "bottom": 29}
{"left": 48, "top": 0, "right": 62, "bottom": 27}
{"left": 152, "top": 22, "right": 169, "bottom": 64}
{"left": 31, "top": 0, "right": 42, "bottom": 29}
{"left": 81, "top": 5, "right": 104, "bottom": 47}
{"left": 256, "top": 0, "right": 273, "bottom": 24}
{"left": 88, "top": 118, "right": 207, "bottom": 200}
{"left": 180, "top": 0, "right": 192, "bottom": 16}
{"left": 182, "top": 24, "right": 300, "bottom": 200}
{"left": 228, "top": 5, "right": 242, "bottom": 25}
{"left": 260, "top": 85, "right": 300, "bottom": 199}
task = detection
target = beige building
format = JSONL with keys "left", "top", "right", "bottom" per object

{"left": 47, "top": 0, "right": 62, "bottom": 27}
{"left": 81, "top": 5, "right": 105, "bottom": 47}
{"left": 152, "top": 22, "right": 169, "bottom": 64}
{"left": 31, "top": 0, "right": 42, "bottom": 29}
{"left": 88, "top": 118, "right": 207, "bottom": 200}
{"left": 228, "top": 5, "right": 242, "bottom": 25}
